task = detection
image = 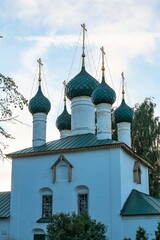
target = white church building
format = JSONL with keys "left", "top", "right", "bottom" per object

{"left": 1, "top": 26, "right": 160, "bottom": 240}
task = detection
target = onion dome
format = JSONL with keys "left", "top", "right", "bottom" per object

{"left": 114, "top": 72, "right": 134, "bottom": 123}
{"left": 56, "top": 81, "right": 71, "bottom": 131}
{"left": 56, "top": 105, "right": 71, "bottom": 130}
{"left": 66, "top": 24, "right": 99, "bottom": 100}
{"left": 114, "top": 99, "right": 134, "bottom": 123}
{"left": 92, "top": 76, "right": 116, "bottom": 105}
{"left": 66, "top": 66, "right": 99, "bottom": 100}
{"left": 92, "top": 46, "right": 116, "bottom": 105}
{"left": 29, "top": 86, "right": 51, "bottom": 115}
{"left": 29, "top": 58, "right": 51, "bottom": 115}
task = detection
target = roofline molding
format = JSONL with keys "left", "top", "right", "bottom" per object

{"left": 6, "top": 143, "right": 151, "bottom": 168}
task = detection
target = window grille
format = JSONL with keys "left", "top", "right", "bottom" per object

{"left": 42, "top": 195, "right": 52, "bottom": 218}
{"left": 78, "top": 194, "right": 88, "bottom": 213}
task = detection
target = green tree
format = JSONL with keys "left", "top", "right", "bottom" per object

{"left": 131, "top": 98, "right": 160, "bottom": 164}
{"left": 47, "top": 212, "right": 107, "bottom": 240}
{"left": 0, "top": 73, "right": 27, "bottom": 156}
{"left": 131, "top": 98, "right": 160, "bottom": 197}
{"left": 135, "top": 226, "right": 148, "bottom": 240}
{"left": 155, "top": 222, "right": 160, "bottom": 240}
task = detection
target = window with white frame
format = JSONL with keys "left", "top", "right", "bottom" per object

{"left": 38, "top": 188, "right": 52, "bottom": 221}
{"left": 133, "top": 161, "right": 141, "bottom": 184}
{"left": 76, "top": 186, "right": 89, "bottom": 214}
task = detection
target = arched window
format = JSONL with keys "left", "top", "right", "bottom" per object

{"left": 75, "top": 185, "right": 89, "bottom": 214}
{"left": 133, "top": 161, "right": 141, "bottom": 184}
{"left": 52, "top": 155, "right": 73, "bottom": 183}
{"left": 32, "top": 228, "right": 46, "bottom": 240}
{"left": 37, "top": 188, "right": 52, "bottom": 223}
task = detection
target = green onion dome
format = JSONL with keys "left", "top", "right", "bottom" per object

{"left": 92, "top": 76, "right": 116, "bottom": 105}
{"left": 66, "top": 66, "right": 99, "bottom": 100}
{"left": 29, "top": 86, "right": 51, "bottom": 115}
{"left": 114, "top": 99, "right": 134, "bottom": 123}
{"left": 56, "top": 106, "right": 71, "bottom": 130}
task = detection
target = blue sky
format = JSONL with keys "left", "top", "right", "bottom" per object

{"left": 1, "top": 0, "right": 160, "bottom": 190}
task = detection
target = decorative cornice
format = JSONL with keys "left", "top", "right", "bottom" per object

{"left": 7, "top": 143, "right": 152, "bottom": 168}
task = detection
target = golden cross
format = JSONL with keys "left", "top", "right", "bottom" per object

{"left": 37, "top": 58, "right": 43, "bottom": 85}
{"left": 63, "top": 80, "right": 67, "bottom": 105}
{"left": 81, "top": 23, "right": 87, "bottom": 67}
{"left": 100, "top": 46, "right": 105, "bottom": 77}
{"left": 121, "top": 72, "right": 125, "bottom": 99}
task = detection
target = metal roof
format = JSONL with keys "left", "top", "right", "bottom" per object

{"left": 6, "top": 134, "right": 151, "bottom": 168}
{"left": 0, "top": 192, "right": 10, "bottom": 218}
{"left": 121, "top": 189, "right": 160, "bottom": 216}
{"left": 7, "top": 133, "right": 119, "bottom": 157}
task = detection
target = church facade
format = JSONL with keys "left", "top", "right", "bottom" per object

{"left": 1, "top": 27, "right": 160, "bottom": 240}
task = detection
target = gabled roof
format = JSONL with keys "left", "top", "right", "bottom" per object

{"left": 0, "top": 192, "right": 10, "bottom": 219}
{"left": 51, "top": 154, "right": 73, "bottom": 168}
{"left": 6, "top": 133, "right": 151, "bottom": 168}
{"left": 121, "top": 189, "right": 160, "bottom": 216}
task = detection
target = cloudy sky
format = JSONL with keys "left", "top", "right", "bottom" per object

{"left": 1, "top": 0, "right": 160, "bottom": 190}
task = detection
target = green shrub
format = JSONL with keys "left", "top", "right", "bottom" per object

{"left": 47, "top": 212, "right": 107, "bottom": 240}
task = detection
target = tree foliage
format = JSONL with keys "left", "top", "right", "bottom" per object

{"left": 154, "top": 222, "right": 160, "bottom": 240}
{"left": 135, "top": 226, "right": 148, "bottom": 240}
{"left": 47, "top": 212, "right": 107, "bottom": 240}
{"left": 131, "top": 98, "right": 160, "bottom": 164}
{"left": 131, "top": 98, "right": 160, "bottom": 197}
{"left": 0, "top": 73, "right": 27, "bottom": 155}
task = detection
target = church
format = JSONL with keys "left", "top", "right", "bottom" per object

{"left": 1, "top": 25, "right": 160, "bottom": 240}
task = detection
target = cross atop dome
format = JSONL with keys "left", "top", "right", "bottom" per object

{"left": 100, "top": 46, "right": 105, "bottom": 78}
{"left": 121, "top": 71, "right": 125, "bottom": 100}
{"left": 81, "top": 23, "right": 87, "bottom": 68}
{"left": 37, "top": 58, "right": 43, "bottom": 86}
{"left": 63, "top": 80, "right": 67, "bottom": 106}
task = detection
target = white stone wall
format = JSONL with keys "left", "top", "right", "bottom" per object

{"left": 60, "top": 129, "right": 71, "bottom": 138}
{"left": 9, "top": 147, "right": 154, "bottom": 240}
{"left": 122, "top": 216, "right": 159, "bottom": 240}
{"left": 0, "top": 219, "right": 10, "bottom": 240}
{"left": 71, "top": 97, "right": 95, "bottom": 135}
{"left": 32, "top": 113, "right": 47, "bottom": 147}
{"left": 117, "top": 122, "right": 131, "bottom": 147}
{"left": 120, "top": 149, "right": 149, "bottom": 207}
{"left": 96, "top": 103, "right": 112, "bottom": 140}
